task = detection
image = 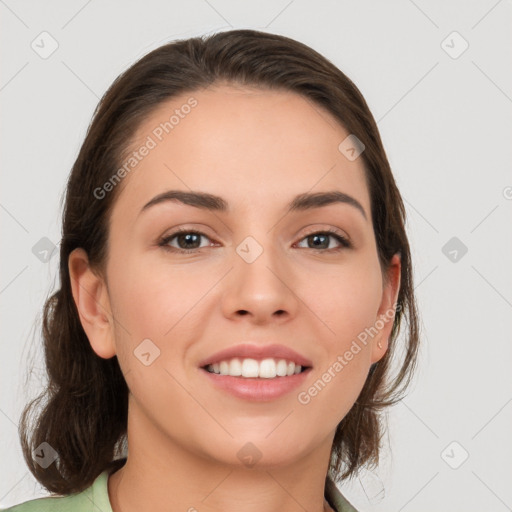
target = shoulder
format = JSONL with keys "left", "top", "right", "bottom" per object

{"left": 0, "top": 470, "right": 113, "bottom": 512}
{"left": 1, "top": 493, "right": 86, "bottom": 512}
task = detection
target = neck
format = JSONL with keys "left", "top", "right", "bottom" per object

{"left": 108, "top": 399, "right": 336, "bottom": 512}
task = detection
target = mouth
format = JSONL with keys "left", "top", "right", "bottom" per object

{"left": 199, "top": 357, "right": 312, "bottom": 401}
{"left": 198, "top": 343, "right": 313, "bottom": 400}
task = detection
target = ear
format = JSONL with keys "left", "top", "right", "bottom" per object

{"left": 371, "top": 252, "right": 401, "bottom": 364}
{"left": 68, "top": 248, "right": 116, "bottom": 359}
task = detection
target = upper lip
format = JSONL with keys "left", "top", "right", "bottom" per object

{"left": 198, "top": 343, "right": 313, "bottom": 368}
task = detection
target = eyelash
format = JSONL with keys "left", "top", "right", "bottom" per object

{"left": 157, "top": 227, "right": 352, "bottom": 254}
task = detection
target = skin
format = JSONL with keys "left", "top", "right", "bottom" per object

{"left": 69, "top": 84, "right": 400, "bottom": 512}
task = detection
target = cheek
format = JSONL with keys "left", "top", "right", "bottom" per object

{"left": 295, "top": 259, "right": 381, "bottom": 405}
{"left": 301, "top": 257, "right": 383, "bottom": 345}
{"left": 110, "top": 255, "right": 190, "bottom": 328}
{"left": 296, "top": 278, "right": 379, "bottom": 426}
{"left": 107, "top": 256, "right": 218, "bottom": 368}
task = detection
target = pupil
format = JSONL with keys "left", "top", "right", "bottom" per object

{"left": 179, "top": 233, "right": 200, "bottom": 249}
{"left": 310, "top": 234, "right": 328, "bottom": 249}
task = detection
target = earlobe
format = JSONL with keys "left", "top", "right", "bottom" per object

{"left": 68, "top": 248, "right": 116, "bottom": 359}
{"left": 371, "top": 253, "right": 401, "bottom": 364}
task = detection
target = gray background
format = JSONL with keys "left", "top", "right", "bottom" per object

{"left": 1, "top": 1, "right": 511, "bottom": 510}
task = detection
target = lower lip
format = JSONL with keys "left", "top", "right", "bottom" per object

{"left": 200, "top": 368, "right": 311, "bottom": 401}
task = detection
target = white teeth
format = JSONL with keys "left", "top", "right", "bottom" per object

{"left": 219, "top": 361, "right": 229, "bottom": 376}
{"left": 229, "top": 358, "right": 242, "bottom": 376}
{"left": 276, "top": 359, "right": 288, "bottom": 377}
{"left": 241, "top": 358, "right": 259, "bottom": 378}
{"left": 259, "top": 358, "right": 276, "bottom": 379}
{"left": 206, "top": 357, "right": 304, "bottom": 378}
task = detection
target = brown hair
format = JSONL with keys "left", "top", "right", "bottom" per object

{"left": 19, "top": 28, "right": 420, "bottom": 495}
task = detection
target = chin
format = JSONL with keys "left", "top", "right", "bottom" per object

{"left": 201, "top": 434, "right": 315, "bottom": 470}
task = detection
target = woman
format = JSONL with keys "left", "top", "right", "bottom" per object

{"left": 4, "top": 28, "right": 419, "bottom": 512}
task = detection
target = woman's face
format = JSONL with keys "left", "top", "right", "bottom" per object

{"left": 72, "top": 84, "right": 400, "bottom": 469}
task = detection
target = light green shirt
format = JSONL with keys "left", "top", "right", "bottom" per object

{"left": 1, "top": 470, "right": 358, "bottom": 512}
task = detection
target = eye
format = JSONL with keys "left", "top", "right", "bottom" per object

{"left": 158, "top": 229, "right": 214, "bottom": 254}
{"left": 158, "top": 227, "right": 352, "bottom": 254}
{"left": 295, "top": 229, "right": 352, "bottom": 251}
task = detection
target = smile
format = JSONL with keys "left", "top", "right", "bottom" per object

{"left": 200, "top": 362, "right": 311, "bottom": 402}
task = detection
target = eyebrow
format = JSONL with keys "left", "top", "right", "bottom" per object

{"left": 140, "top": 190, "right": 368, "bottom": 220}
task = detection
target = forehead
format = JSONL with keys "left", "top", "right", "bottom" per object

{"left": 113, "top": 84, "right": 370, "bottom": 220}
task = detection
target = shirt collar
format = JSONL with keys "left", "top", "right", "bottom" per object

{"left": 324, "top": 476, "right": 359, "bottom": 512}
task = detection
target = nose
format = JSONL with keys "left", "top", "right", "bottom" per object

{"left": 220, "top": 240, "right": 299, "bottom": 325}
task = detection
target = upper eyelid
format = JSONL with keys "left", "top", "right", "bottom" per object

{"left": 300, "top": 225, "right": 348, "bottom": 239}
